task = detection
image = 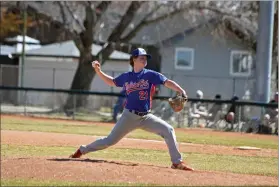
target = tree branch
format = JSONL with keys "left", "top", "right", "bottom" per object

{"left": 144, "top": 5, "right": 197, "bottom": 25}
{"left": 57, "top": 1, "right": 84, "bottom": 52}
{"left": 95, "top": 2, "right": 142, "bottom": 61}
{"left": 145, "top": 3, "right": 255, "bottom": 26}
{"left": 95, "top": 1, "right": 111, "bottom": 23}
{"left": 121, "top": 3, "right": 164, "bottom": 42}
{"left": 107, "top": 1, "right": 141, "bottom": 42}
{"left": 224, "top": 19, "right": 256, "bottom": 52}
{"left": 55, "top": 2, "right": 81, "bottom": 51}
{"left": 57, "top": 2, "right": 68, "bottom": 26}
{"left": 121, "top": 3, "right": 257, "bottom": 43}
{"left": 81, "top": 5, "right": 94, "bottom": 49}
{"left": 195, "top": 4, "right": 257, "bottom": 18}
{"left": 72, "top": 31, "right": 84, "bottom": 52}
{"left": 120, "top": 4, "right": 206, "bottom": 42}
{"left": 272, "top": 2, "right": 278, "bottom": 53}
{"left": 63, "top": 1, "right": 84, "bottom": 31}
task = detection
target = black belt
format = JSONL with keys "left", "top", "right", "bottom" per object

{"left": 129, "top": 110, "right": 150, "bottom": 116}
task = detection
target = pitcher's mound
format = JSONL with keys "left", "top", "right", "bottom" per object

{"left": 1, "top": 157, "right": 277, "bottom": 186}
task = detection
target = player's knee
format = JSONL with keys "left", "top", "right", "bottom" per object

{"left": 105, "top": 136, "right": 119, "bottom": 147}
{"left": 169, "top": 126, "right": 174, "bottom": 133}
{"left": 161, "top": 126, "right": 175, "bottom": 138}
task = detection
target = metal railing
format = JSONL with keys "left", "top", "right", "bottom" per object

{"left": 0, "top": 86, "right": 277, "bottom": 135}
{"left": 2, "top": 64, "right": 276, "bottom": 98}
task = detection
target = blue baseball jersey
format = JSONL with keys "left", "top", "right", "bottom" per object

{"left": 113, "top": 69, "right": 168, "bottom": 112}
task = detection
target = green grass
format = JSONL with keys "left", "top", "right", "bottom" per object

{"left": 1, "top": 118, "right": 278, "bottom": 149}
{"left": 33, "top": 112, "right": 112, "bottom": 122}
{"left": 2, "top": 178, "right": 276, "bottom": 187}
{"left": 1, "top": 178, "right": 159, "bottom": 186}
{"left": 2, "top": 144, "right": 277, "bottom": 176}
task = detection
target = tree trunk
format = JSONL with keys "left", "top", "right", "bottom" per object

{"left": 272, "top": 4, "right": 278, "bottom": 91}
{"left": 63, "top": 48, "right": 94, "bottom": 113}
{"left": 63, "top": 4, "right": 96, "bottom": 114}
{"left": 272, "top": 2, "right": 278, "bottom": 54}
{"left": 63, "top": 2, "right": 142, "bottom": 113}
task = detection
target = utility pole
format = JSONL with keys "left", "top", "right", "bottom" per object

{"left": 255, "top": 1, "right": 275, "bottom": 102}
{"left": 20, "top": 4, "right": 27, "bottom": 87}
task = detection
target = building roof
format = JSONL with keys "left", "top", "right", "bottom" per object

{"left": 5, "top": 35, "right": 41, "bottom": 44}
{"left": 1, "top": 35, "right": 42, "bottom": 55}
{"left": 160, "top": 18, "right": 217, "bottom": 46}
{"left": 128, "top": 13, "right": 213, "bottom": 45}
{"left": 0, "top": 45, "right": 15, "bottom": 55}
{"left": 12, "top": 40, "right": 130, "bottom": 60}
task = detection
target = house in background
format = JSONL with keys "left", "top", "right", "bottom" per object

{"left": 7, "top": 40, "right": 131, "bottom": 106}
{"left": 17, "top": 2, "right": 276, "bottom": 100}
{"left": 4, "top": 35, "right": 42, "bottom": 52}
{"left": 157, "top": 21, "right": 255, "bottom": 99}
{"left": 0, "top": 45, "right": 19, "bottom": 104}
{"left": 0, "top": 35, "right": 42, "bottom": 104}
{"left": 130, "top": 18, "right": 256, "bottom": 100}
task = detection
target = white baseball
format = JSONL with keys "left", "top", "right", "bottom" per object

{"left": 92, "top": 61, "right": 100, "bottom": 68}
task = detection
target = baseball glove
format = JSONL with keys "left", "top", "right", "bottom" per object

{"left": 168, "top": 92, "right": 188, "bottom": 112}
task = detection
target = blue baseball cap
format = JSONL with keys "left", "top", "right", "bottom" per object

{"left": 131, "top": 48, "right": 151, "bottom": 59}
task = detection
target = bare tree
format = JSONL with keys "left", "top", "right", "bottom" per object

{"left": 6, "top": 1, "right": 277, "bottom": 111}
{"left": 58, "top": 1, "right": 220, "bottom": 111}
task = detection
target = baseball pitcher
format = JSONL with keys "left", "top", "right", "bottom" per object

{"left": 70, "top": 48, "right": 193, "bottom": 171}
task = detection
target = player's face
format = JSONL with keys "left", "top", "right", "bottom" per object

{"left": 134, "top": 55, "right": 147, "bottom": 68}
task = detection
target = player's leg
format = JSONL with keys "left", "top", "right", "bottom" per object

{"left": 270, "top": 115, "right": 278, "bottom": 134}
{"left": 139, "top": 113, "right": 194, "bottom": 171}
{"left": 112, "top": 97, "right": 124, "bottom": 122}
{"left": 275, "top": 115, "right": 278, "bottom": 135}
{"left": 70, "top": 109, "right": 141, "bottom": 158}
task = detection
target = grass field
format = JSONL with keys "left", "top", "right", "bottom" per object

{"left": 32, "top": 112, "right": 112, "bottom": 122}
{"left": 1, "top": 179, "right": 158, "bottom": 186}
{"left": 1, "top": 115, "right": 278, "bottom": 186}
{"left": 1, "top": 144, "right": 277, "bottom": 176}
{"left": 2, "top": 117, "right": 278, "bottom": 149}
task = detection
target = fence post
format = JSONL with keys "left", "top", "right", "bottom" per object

{"left": 52, "top": 68, "right": 56, "bottom": 110}
{"left": 52, "top": 68, "right": 56, "bottom": 89}
{"left": 237, "top": 106, "right": 241, "bottom": 132}
{"left": 24, "top": 90, "right": 27, "bottom": 116}
{"left": 72, "top": 94, "right": 76, "bottom": 120}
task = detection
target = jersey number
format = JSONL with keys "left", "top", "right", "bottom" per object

{"left": 139, "top": 91, "right": 148, "bottom": 100}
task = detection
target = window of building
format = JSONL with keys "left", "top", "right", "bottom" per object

{"left": 174, "top": 47, "right": 194, "bottom": 70}
{"left": 230, "top": 50, "right": 253, "bottom": 76}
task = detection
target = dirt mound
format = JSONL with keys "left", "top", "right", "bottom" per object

{"left": 2, "top": 114, "right": 278, "bottom": 186}
{"left": 1, "top": 157, "right": 277, "bottom": 186}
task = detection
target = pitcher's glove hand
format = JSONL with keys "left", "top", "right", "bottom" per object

{"left": 168, "top": 92, "right": 188, "bottom": 112}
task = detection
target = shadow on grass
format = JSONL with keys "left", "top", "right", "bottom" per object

{"left": 48, "top": 158, "right": 139, "bottom": 166}
{"left": 47, "top": 158, "right": 168, "bottom": 169}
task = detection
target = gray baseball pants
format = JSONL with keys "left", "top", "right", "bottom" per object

{"left": 79, "top": 109, "right": 183, "bottom": 164}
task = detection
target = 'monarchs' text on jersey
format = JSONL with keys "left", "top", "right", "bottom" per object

{"left": 113, "top": 69, "right": 167, "bottom": 112}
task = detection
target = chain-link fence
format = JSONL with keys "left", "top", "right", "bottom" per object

{"left": 1, "top": 87, "right": 277, "bottom": 135}
{"left": 0, "top": 64, "right": 125, "bottom": 93}
{"left": 0, "top": 89, "right": 118, "bottom": 121}
{"left": 2, "top": 64, "right": 276, "bottom": 99}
